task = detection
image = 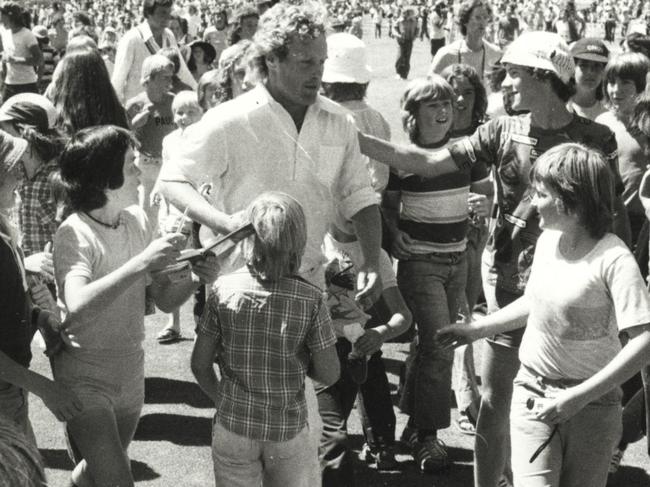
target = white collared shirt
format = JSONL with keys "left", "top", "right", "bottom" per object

{"left": 159, "top": 84, "right": 378, "bottom": 287}
{"left": 111, "top": 21, "right": 197, "bottom": 103}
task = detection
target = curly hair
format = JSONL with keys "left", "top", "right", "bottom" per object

{"left": 248, "top": 2, "right": 327, "bottom": 80}
{"left": 441, "top": 63, "right": 488, "bottom": 127}
{"left": 457, "top": 0, "right": 491, "bottom": 36}
{"left": 401, "top": 76, "right": 455, "bottom": 143}
{"left": 228, "top": 4, "right": 260, "bottom": 45}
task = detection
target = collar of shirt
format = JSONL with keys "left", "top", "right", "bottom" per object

{"left": 137, "top": 21, "right": 173, "bottom": 49}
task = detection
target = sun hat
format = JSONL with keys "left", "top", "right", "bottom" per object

{"left": 188, "top": 40, "right": 217, "bottom": 64}
{"left": 0, "top": 94, "right": 58, "bottom": 131}
{"left": 323, "top": 33, "right": 372, "bottom": 84}
{"left": 501, "top": 31, "right": 575, "bottom": 84}
{"left": 570, "top": 37, "right": 609, "bottom": 64}
{"left": 0, "top": 129, "right": 28, "bottom": 174}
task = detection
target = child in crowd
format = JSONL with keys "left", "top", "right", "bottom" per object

{"left": 125, "top": 54, "right": 177, "bottom": 226}
{"left": 156, "top": 90, "right": 204, "bottom": 344}
{"left": 596, "top": 52, "right": 650, "bottom": 252}
{"left": 0, "top": 129, "right": 81, "bottom": 445}
{"left": 197, "top": 69, "right": 221, "bottom": 112}
{"left": 159, "top": 47, "right": 194, "bottom": 94}
{"left": 439, "top": 142, "right": 650, "bottom": 487}
{"left": 191, "top": 191, "right": 339, "bottom": 487}
{"left": 54, "top": 125, "right": 216, "bottom": 487}
{"left": 441, "top": 63, "right": 493, "bottom": 435}
{"left": 383, "top": 75, "right": 491, "bottom": 473}
{"left": 567, "top": 38, "right": 609, "bottom": 120}
{"left": 318, "top": 34, "right": 411, "bottom": 480}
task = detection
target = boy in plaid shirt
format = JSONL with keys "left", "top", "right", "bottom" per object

{"left": 191, "top": 191, "right": 339, "bottom": 487}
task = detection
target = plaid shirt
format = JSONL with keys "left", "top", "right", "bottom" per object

{"left": 16, "top": 160, "right": 59, "bottom": 257}
{"left": 199, "top": 267, "right": 336, "bottom": 441}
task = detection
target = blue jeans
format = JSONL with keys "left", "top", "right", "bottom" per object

{"left": 211, "top": 420, "right": 313, "bottom": 487}
{"left": 397, "top": 252, "right": 467, "bottom": 430}
{"left": 510, "top": 366, "right": 622, "bottom": 487}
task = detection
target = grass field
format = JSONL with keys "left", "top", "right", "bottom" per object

{"left": 30, "top": 19, "right": 650, "bottom": 486}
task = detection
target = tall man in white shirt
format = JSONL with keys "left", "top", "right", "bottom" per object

{"left": 158, "top": 4, "right": 383, "bottom": 482}
{"left": 111, "top": 0, "right": 196, "bottom": 104}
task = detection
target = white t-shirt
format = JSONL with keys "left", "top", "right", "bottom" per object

{"left": 520, "top": 230, "right": 650, "bottom": 380}
{"left": 54, "top": 206, "right": 154, "bottom": 353}
{"left": 566, "top": 99, "right": 607, "bottom": 121}
{"left": 1, "top": 27, "right": 38, "bottom": 85}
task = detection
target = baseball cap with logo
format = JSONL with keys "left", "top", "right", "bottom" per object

{"left": 570, "top": 38, "right": 609, "bottom": 64}
{"left": 501, "top": 31, "right": 575, "bottom": 84}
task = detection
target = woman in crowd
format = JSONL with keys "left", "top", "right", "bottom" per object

{"left": 438, "top": 142, "right": 650, "bottom": 487}
{"left": 567, "top": 38, "right": 609, "bottom": 120}
{"left": 46, "top": 47, "right": 129, "bottom": 136}
{"left": 0, "top": 2, "right": 43, "bottom": 100}
{"left": 53, "top": 125, "right": 218, "bottom": 487}
{"left": 187, "top": 40, "right": 216, "bottom": 82}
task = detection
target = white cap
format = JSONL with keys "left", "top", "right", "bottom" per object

{"left": 323, "top": 33, "right": 372, "bottom": 84}
{"left": 501, "top": 31, "right": 575, "bottom": 84}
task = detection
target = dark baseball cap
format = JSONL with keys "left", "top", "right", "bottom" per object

{"left": 570, "top": 38, "right": 609, "bottom": 63}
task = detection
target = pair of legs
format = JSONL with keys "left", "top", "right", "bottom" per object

{"left": 212, "top": 421, "right": 313, "bottom": 487}
{"left": 316, "top": 338, "right": 396, "bottom": 485}
{"left": 474, "top": 258, "right": 522, "bottom": 487}
{"left": 510, "top": 367, "right": 622, "bottom": 487}
{"left": 395, "top": 39, "right": 414, "bottom": 79}
{"left": 53, "top": 349, "right": 144, "bottom": 487}
{"left": 398, "top": 254, "right": 467, "bottom": 437}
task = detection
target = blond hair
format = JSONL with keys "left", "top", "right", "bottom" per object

{"left": 171, "top": 90, "right": 201, "bottom": 113}
{"left": 245, "top": 192, "right": 307, "bottom": 281}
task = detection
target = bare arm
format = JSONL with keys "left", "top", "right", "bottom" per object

{"left": 308, "top": 345, "right": 340, "bottom": 386}
{"left": 358, "top": 132, "right": 459, "bottom": 178}
{"left": 350, "top": 205, "right": 383, "bottom": 306}
{"left": 191, "top": 332, "right": 220, "bottom": 402}
{"left": 159, "top": 181, "right": 236, "bottom": 235}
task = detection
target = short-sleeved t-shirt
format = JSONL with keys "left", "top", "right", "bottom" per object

{"left": 126, "top": 92, "right": 176, "bottom": 158}
{"left": 521, "top": 230, "right": 650, "bottom": 380}
{"left": 448, "top": 113, "right": 620, "bottom": 294}
{"left": 54, "top": 207, "right": 154, "bottom": 353}
{"left": 388, "top": 139, "right": 489, "bottom": 254}
{"left": 1, "top": 27, "right": 38, "bottom": 85}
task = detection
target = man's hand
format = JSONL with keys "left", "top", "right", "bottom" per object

{"left": 355, "top": 265, "right": 381, "bottom": 309}
{"left": 191, "top": 255, "right": 220, "bottom": 285}
{"left": 40, "top": 381, "right": 84, "bottom": 422}
{"left": 25, "top": 250, "right": 54, "bottom": 282}
{"left": 355, "top": 328, "right": 386, "bottom": 355}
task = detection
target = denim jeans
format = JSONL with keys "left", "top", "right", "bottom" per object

{"left": 316, "top": 337, "right": 396, "bottom": 486}
{"left": 397, "top": 252, "right": 468, "bottom": 430}
{"left": 212, "top": 420, "right": 313, "bottom": 487}
{"left": 510, "top": 366, "right": 622, "bottom": 487}
{"left": 0, "top": 383, "right": 36, "bottom": 445}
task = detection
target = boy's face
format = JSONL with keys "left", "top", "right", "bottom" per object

{"left": 501, "top": 63, "right": 544, "bottom": 112}
{"left": 174, "top": 103, "right": 203, "bottom": 129}
{"left": 415, "top": 97, "right": 453, "bottom": 142}
{"left": 146, "top": 68, "right": 173, "bottom": 95}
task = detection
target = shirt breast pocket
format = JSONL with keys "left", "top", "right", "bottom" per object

{"left": 317, "top": 145, "right": 345, "bottom": 188}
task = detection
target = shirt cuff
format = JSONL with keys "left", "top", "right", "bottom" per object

{"left": 339, "top": 188, "right": 379, "bottom": 221}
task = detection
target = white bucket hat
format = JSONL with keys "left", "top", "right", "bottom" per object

{"left": 501, "top": 31, "right": 575, "bottom": 84}
{"left": 323, "top": 33, "right": 372, "bottom": 84}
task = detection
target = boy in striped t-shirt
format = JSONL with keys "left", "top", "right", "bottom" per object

{"left": 382, "top": 75, "right": 491, "bottom": 473}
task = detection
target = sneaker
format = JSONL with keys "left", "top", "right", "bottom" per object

{"left": 608, "top": 447, "right": 625, "bottom": 475}
{"left": 410, "top": 435, "right": 450, "bottom": 473}
{"left": 455, "top": 412, "right": 476, "bottom": 435}
{"left": 362, "top": 443, "right": 399, "bottom": 470}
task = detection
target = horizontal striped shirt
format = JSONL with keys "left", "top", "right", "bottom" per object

{"left": 387, "top": 141, "right": 489, "bottom": 254}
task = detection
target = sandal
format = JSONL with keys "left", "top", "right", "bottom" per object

{"left": 157, "top": 328, "right": 181, "bottom": 344}
{"left": 456, "top": 413, "right": 476, "bottom": 435}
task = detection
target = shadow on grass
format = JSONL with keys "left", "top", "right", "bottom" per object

{"left": 145, "top": 377, "right": 212, "bottom": 408}
{"left": 134, "top": 413, "right": 211, "bottom": 446}
{"left": 39, "top": 450, "right": 160, "bottom": 481}
{"left": 607, "top": 465, "right": 650, "bottom": 486}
